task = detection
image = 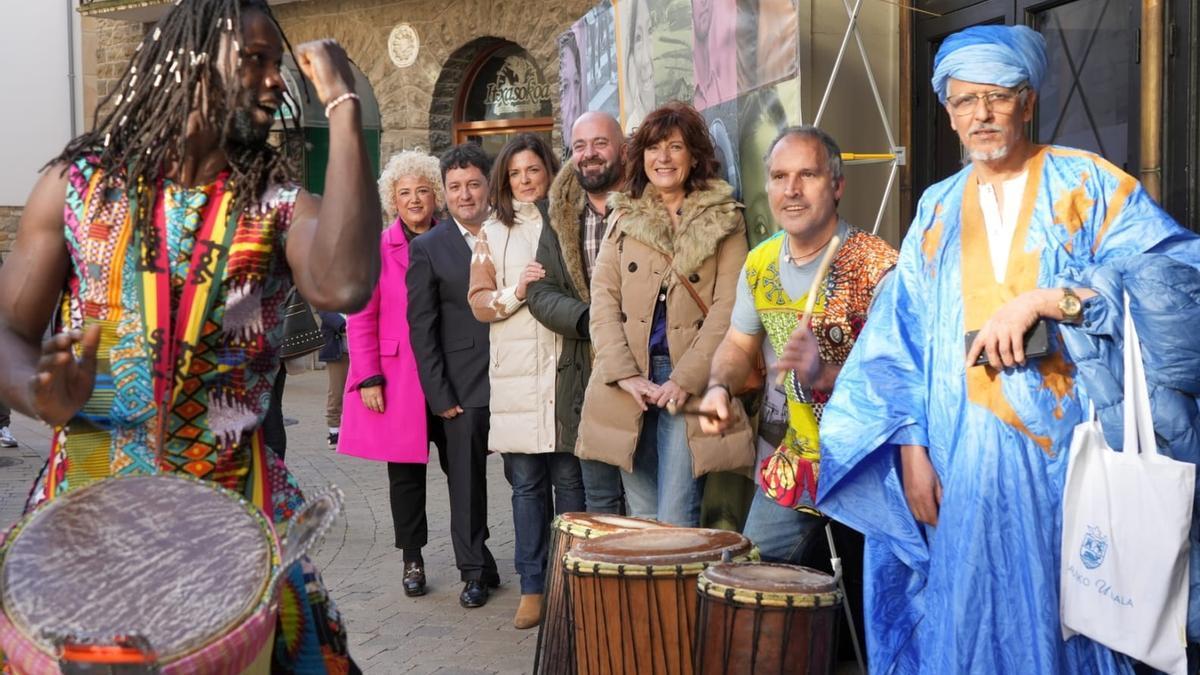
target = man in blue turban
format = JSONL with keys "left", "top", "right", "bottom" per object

{"left": 816, "top": 24, "right": 1200, "bottom": 673}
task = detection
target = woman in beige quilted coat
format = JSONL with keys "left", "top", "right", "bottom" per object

{"left": 468, "top": 133, "right": 584, "bottom": 629}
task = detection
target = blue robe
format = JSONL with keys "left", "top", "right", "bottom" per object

{"left": 817, "top": 145, "right": 1200, "bottom": 674}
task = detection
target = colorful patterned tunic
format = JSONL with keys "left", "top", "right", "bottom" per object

{"left": 13, "top": 158, "right": 353, "bottom": 673}
{"left": 745, "top": 226, "right": 896, "bottom": 512}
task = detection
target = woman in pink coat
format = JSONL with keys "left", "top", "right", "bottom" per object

{"left": 339, "top": 150, "right": 442, "bottom": 597}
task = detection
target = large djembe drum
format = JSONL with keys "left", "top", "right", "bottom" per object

{"left": 534, "top": 513, "right": 669, "bottom": 675}
{"left": 694, "top": 562, "right": 841, "bottom": 674}
{"left": 565, "top": 528, "right": 753, "bottom": 675}
{"left": 0, "top": 474, "right": 341, "bottom": 674}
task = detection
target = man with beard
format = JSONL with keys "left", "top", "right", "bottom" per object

{"left": 816, "top": 25, "right": 1200, "bottom": 672}
{"left": 528, "top": 111, "right": 626, "bottom": 513}
{"left": 0, "top": 1, "right": 379, "bottom": 670}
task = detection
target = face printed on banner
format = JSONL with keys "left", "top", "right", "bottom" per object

{"left": 620, "top": 0, "right": 656, "bottom": 131}
{"left": 692, "top": 0, "right": 735, "bottom": 109}
{"left": 738, "top": 81, "right": 799, "bottom": 246}
{"left": 560, "top": 34, "right": 585, "bottom": 136}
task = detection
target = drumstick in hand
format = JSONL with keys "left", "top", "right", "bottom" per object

{"left": 775, "top": 234, "right": 841, "bottom": 387}
{"left": 670, "top": 398, "right": 721, "bottom": 420}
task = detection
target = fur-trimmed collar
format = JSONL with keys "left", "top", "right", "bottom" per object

{"left": 548, "top": 162, "right": 594, "bottom": 303}
{"left": 608, "top": 180, "right": 742, "bottom": 276}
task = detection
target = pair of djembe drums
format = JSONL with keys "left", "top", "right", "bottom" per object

{"left": 534, "top": 513, "right": 842, "bottom": 675}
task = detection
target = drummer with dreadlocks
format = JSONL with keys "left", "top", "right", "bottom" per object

{"left": 0, "top": 0, "right": 379, "bottom": 670}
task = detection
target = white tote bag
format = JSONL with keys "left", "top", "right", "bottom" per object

{"left": 1061, "top": 294, "right": 1195, "bottom": 674}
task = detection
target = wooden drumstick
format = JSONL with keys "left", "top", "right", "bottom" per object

{"left": 774, "top": 234, "right": 841, "bottom": 387}
{"left": 670, "top": 399, "right": 721, "bottom": 420}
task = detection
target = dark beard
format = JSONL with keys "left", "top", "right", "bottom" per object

{"left": 226, "top": 107, "right": 271, "bottom": 148}
{"left": 576, "top": 162, "right": 620, "bottom": 192}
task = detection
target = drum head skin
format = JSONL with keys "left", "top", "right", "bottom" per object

{"left": 570, "top": 528, "right": 751, "bottom": 565}
{"left": 1, "top": 475, "right": 274, "bottom": 661}
{"left": 555, "top": 512, "right": 665, "bottom": 538}
{"left": 701, "top": 563, "right": 837, "bottom": 595}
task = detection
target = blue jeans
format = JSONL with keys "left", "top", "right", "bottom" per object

{"left": 502, "top": 452, "right": 585, "bottom": 594}
{"left": 741, "top": 488, "right": 823, "bottom": 563}
{"left": 620, "top": 355, "right": 705, "bottom": 526}
{"left": 579, "top": 458, "right": 624, "bottom": 514}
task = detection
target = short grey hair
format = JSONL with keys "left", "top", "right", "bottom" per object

{"left": 763, "top": 125, "right": 844, "bottom": 182}
{"left": 378, "top": 149, "right": 445, "bottom": 221}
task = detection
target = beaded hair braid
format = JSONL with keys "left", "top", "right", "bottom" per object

{"left": 52, "top": 0, "right": 299, "bottom": 237}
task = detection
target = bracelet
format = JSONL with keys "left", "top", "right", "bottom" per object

{"left": 704, "top": 383, "right": 732, "bottom": 399}
{"left": 324, "top": 92, "right": 360, "bottom": 118}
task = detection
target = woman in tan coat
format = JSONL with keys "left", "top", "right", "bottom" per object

{"left": 578, "top": 102, "right": 753, "bottom": 526}
{"left": 468, "top": 134, "right": 584, "bottom": 629}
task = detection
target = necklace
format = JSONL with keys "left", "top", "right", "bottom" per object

{"left": 786, "top": 231, "right": 836, "bottom": 264}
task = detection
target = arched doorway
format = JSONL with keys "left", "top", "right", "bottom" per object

{"left": 277, "top": 55, "right": 382, "bottom": 194}
{"left": 429, "top": 38, "right": 554, "bottom": 158}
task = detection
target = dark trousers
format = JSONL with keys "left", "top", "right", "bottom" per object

{"left": 502, "top": 452, "right": 585, "bottom": 594}
{"left": 798, "top": 519, "right": 866, "bottom": 668}
{"left": 0, "top": 402, "right": 10, "bottom": 428}
{"left": 579, "top": 458, "right": 624, "bottom": 514}
{"left": 387, "top": 407, "right": 447, "bottom": 551}
{"left": 262, "top": 369, "right": 287, "bottom": 460}
{"left": 439, "top": 407, "right": 497, "bottom": 582}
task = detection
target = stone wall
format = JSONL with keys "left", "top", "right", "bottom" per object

{"left": 0, "top": 207, "right": 22, "bottom": 259}
{"left": 271, "top": 0, "right": 595, "bottom": 158}
{"left": 81, "top": 17, "right": 146, "bottom": 129}
{"left": 83, "top": 0, "right": 592, "bottom": 161}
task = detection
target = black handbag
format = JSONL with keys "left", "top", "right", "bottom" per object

{"left": 279, "top": 287, "right": 325, "bottom": 360}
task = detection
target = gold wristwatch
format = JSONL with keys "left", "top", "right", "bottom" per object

{"left": 1058, "top": 287, "right": 1083, "bottom": 324}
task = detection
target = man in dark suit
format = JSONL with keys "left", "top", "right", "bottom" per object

{"left": 408, "top": 143, "right": 499, "bottom": 608}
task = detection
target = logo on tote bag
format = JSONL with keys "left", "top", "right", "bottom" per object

{"left": 1080, "top": 525, "right": 1109, "bottom": 570}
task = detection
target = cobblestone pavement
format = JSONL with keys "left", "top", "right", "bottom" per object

{"left": 0, "top": 369, "right": 536, "bottom": 674}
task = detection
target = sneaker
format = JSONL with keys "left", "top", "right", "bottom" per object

{"left": 327, "top": 431, "right": 339, "bottom": 447}
{"left": 0, "top": 427, "right": 16, "bottom": 448}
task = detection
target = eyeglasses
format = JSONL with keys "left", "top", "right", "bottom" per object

{"left": 946, "top": 87, "right": 1028, "bottom": 116}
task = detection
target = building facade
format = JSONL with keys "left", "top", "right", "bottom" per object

{"left": 7, "top": 0, "right": 1193, "bottom": 253}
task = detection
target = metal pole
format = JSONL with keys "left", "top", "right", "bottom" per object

{"left": 1139, "top": 0, "right": 1164, "bottom": 201}
{"left": 826, "top": 522, "right": 866, "bottom": 673}
{"left": 814, "top": 0, "right": 865, "bottom": 126}
{"left": 838, "top": 0, "right": 898, "bottom": 149}
{"left": 66, "top": 0, "right": 79, "bottom": 137}
{"left": 872, "top": 161, "right": 900, "bottom": 236}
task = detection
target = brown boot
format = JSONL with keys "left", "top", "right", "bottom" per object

{"left": 513, "top": 593, "right": 543, "bottom": 629}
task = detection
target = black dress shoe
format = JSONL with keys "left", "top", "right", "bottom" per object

{"left": 403, "top": 561, "right": 426, "bottom": 597}
{"left": 482, "top": 572, "right": 502, "bottom": 589}
{"left": 460, "top": 579, "right": 489, "bottom": 608}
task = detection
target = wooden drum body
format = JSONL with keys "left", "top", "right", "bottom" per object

{"left": 535, "top": 513, "right": 668, "bottom": 675}
{"left": 694, "top": 563, "right": 841, "bottom": 675}
{"left": 565, "top": 528, "right": 752, "bottom": 675}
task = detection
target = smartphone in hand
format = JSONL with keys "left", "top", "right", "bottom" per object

{"left": 964, "top": 318, "right": 1051, "bottom": 367}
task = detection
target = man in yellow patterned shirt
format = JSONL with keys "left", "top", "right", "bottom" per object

{"left": 699, "top": 126, "right": 896, "bottom": 656}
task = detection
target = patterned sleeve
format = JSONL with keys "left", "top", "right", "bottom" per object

{"left": 467, "top": 229, "right": 523, "bottom": 322}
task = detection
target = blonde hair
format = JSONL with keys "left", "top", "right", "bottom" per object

{"left": 378, "top": 149, "right": 445, "bottom": 221}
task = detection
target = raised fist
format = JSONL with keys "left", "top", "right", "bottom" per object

{"left": 294, "top": 39, "right": 356, "bottom": 108}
